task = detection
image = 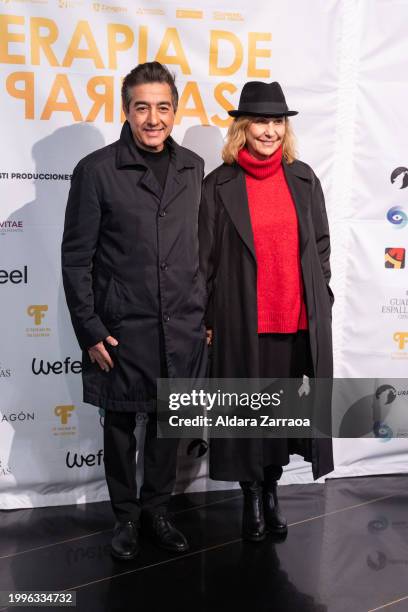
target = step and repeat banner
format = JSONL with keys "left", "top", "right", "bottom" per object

{"left": 332, "top": 0, "right": 408, "bottom": 479}
{"left": 0, "top": 0, "right": 406, "bottom": 509}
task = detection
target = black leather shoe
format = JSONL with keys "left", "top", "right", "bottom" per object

{"left": 263, "top": 482, "right": 288, "bottom": 535}
{"left": 240, "top": 481, "right": 266, "bottom": 542}
{"left": 111, "top": 521, "right": 140, "bottom": 561}
{"left": 145, "top": 513, "right": 189, "bottom": 553}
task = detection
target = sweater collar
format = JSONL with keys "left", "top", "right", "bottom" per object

{"left": 237, "top": 145, "right": 282, "bottom": 179}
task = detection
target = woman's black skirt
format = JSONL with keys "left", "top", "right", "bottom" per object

{"left": 259, "top": 330, "right": 313, "bottom": 468}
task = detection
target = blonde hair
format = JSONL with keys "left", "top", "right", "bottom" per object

{"left": 222, "top": 116, "right": 297, "bottom": 165}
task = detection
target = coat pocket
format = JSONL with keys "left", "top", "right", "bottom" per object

{"left": 101, "top": 276, "right": 123, "bottom": 323}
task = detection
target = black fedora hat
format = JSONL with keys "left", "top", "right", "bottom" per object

{"left": 228, "top": 81, "right": 298, "bottom": 118}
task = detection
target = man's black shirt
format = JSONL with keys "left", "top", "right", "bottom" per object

{"left": 136, "top": 143, "right": 170, "bottom": 193}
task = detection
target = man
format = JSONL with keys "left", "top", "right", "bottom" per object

{"left": 61, "top": 62, "right": 207, "bottom": 560}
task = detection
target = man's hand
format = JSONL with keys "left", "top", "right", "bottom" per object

{"left": 206, "top": 329, "right": 213, "bottom": 346}
{"left": 88, "top": 336, "right": 118, "bottom": 372}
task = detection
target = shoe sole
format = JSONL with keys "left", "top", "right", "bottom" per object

{"left": 265, "top": 525, "right": 288, "bottom": 533}
{"left": 266, "top": 526, "right": 288, "bottom": 536}
{"left": 110, "top": 548, "right": 140, "bottom": 561}
{"left": 242, "top": 532, "right": 267, "bottom": 542}
{"left": 154, "top": 542, "right": 190, "bottom": 553}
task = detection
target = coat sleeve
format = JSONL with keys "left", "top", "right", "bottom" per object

{"left": 198, "top": 173, "right": 218, "bottom": 328}
{"left": 310, "top": 170, "right": 334, "bottom": 305}
{"left": 61, "top": 162, "right": 110, "bottom": 350}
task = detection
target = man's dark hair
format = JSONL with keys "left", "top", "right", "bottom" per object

{"left": 121, "top": 62, "right": 178, "bottom": 113}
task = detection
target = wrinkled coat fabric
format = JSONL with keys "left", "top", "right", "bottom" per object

{"left": 199, "top": 160, "right": 334, "bottom": 480}
{"left": 62, "top": 122, "right": 207, "bottom": 412}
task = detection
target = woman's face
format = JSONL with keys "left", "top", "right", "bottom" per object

{"left": 245, "top": 117, "right": 286, "bottom": 160}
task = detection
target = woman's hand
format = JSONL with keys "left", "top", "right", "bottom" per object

{"left": 206, "top": 329, "right": 213, "bottom": 346}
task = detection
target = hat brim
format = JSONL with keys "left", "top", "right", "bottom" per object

{"left": 228, "top": 110, "right": 298, "bottom": 118}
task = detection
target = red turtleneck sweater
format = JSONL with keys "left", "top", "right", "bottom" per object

{"left": 237, "top": 146, "right": 307, "bottom": 333}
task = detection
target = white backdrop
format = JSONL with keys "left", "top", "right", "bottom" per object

{"left": 0, "top": 0, "right": 407, "bottom": 509}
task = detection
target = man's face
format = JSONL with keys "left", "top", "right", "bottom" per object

{"left": 124, "top": 82, "right": 176, "bottom": 152}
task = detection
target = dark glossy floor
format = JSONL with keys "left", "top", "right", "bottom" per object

{"left": 1, "top": 475, "right": 408, "bottom": 612}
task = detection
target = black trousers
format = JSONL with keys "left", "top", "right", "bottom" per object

{"left": 103, "top": 410, "right": 179, "bottom": 522}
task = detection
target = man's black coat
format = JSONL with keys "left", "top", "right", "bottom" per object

{"left": 62, "top": 121, "right": 207, "bottom": 412}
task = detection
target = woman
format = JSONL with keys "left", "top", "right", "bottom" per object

{"left": 199, "top": 81, "right": 334, "bottom": 541}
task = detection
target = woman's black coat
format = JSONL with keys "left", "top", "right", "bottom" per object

{"left": 199, "top": 159, "right": 334, "bottom": 480}
{"left": 62, "top": 122, "right": 207, "bottom": 412}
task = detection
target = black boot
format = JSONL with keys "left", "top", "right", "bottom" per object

{"left": 263, "top": 481, "right": 287, "bottom": 535}
{"left": 111, "top": 521, "right": 140, "bottom": 561}
{"left": 240, "top": 481, "right": 266, "bottom": 542}
{"left": 144, "top": 512, "right": 189, "bottom": 553}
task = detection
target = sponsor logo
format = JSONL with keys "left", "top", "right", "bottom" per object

{"left": 393, "top": 332, "right": 408, "bottom": 350}
{"left": 0, "top": 362, "right": 11, "bottom": 378}
{"left": 368, "top": 517, "right": 408, "bottom": 533}
{"left": 373, "top": 421, "right": 393, "bottom": 441}
{"left": 0, "top": 0, "right": 47, "bottom": 5}
{"left": 375, "top": 384, "right": 397, "bottom": 404}
{"left": 186, "top": 439, "right": 208, "bottom": 458}
{"left": 32, "top": 357, "right": 82, "bottom": 375}
{"left": 58, "top": 0, "right": 85, "bottom": 8}
{"left": 66, "top": 450, "right": 103, "bottom": 468}
{"left": 372, "top": 384, "right": 408, "bottom": 439}
{"left": 381, "top": 292, "right": 408, "bottom": 319}
{"left": 0, "top": 412, "right": 35, "bottom": 423}
{"left": 387, "top": 206, "right": 408, "bottom": 229}
{"left": 392, "top": 332, "right": 408, "bottom": 361}
{"left": 26, "top": 305, "right": 51, "bottom": 338}
{"left": 0, "top": 171, "right": 71, "bottom": 181}
{"left": 27, "top": 305, "right": 48, "bottom": 325}
{"left": 367, "top": 551, "right": 387, "bottom": 571}
{"left": 135, "top": 7, "right": 164, "bottom": 15}
{"left": 0, "top": 220, "right": 23, "bottom": 236}
{"left": 176, "top": 9, "right": 203, "bottom": 19}
{"left": 66, "top": 543, "right": 111, "bottom": 566}
{"left": 213, "top": 11, "right": 244, "bottom": 21}
{"left": 55, "top": 405, "right": 75, "bottom": 425}
{"left": 0, "top": 459, "right": 11, "bottom": 477}
{"left": 367, "top": 551, "right": 408, "bottom": 570}
{"left": 391, "top": 167, "right": 408, "bottom": 190}
{"left": 368, "top": 517, "right": 389, "bottom": 533}
{"left": 53, "top": 405, "right": 77, "bottom": 437}
{"left": 92, "top": 2, "right": 127, "bottom": 13}
{"left": 0, "top": 266, "right": 28, "bottom": 284}
{"left": 385, "top": 248, "right": 405, "bottom": 269}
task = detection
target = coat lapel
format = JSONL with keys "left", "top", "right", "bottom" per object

{"left": 161, "top": 138, "right": 194, "bottom": 210}
{"left": 282, "top": 160, "right": 312, "bottom": 256}
{"left": 161, "top": 162, "right": 187, "bottom": 210}
{"left": 139, "top": 169, "right": 163, "bottom": 200}
{"left": 116, "top": 121, "right": 190, "bottom": 204}
{"left": 116, "top": 121, "right": 162, "bottom": 201}
{"left": 217, "top": 160, "right": 312, "bottom": 262}
{"left": 218, "top": 165, "right": 256, "bottom": 261}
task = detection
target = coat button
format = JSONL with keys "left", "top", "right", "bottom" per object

{"left": 160, "top": 262, "right": 168, "bottom": 271}
{"left": 159, "top": 210, "right": 166, "bottom": 217}
{"left": 163, "top": 313, "right": 170, "bottom": 322}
